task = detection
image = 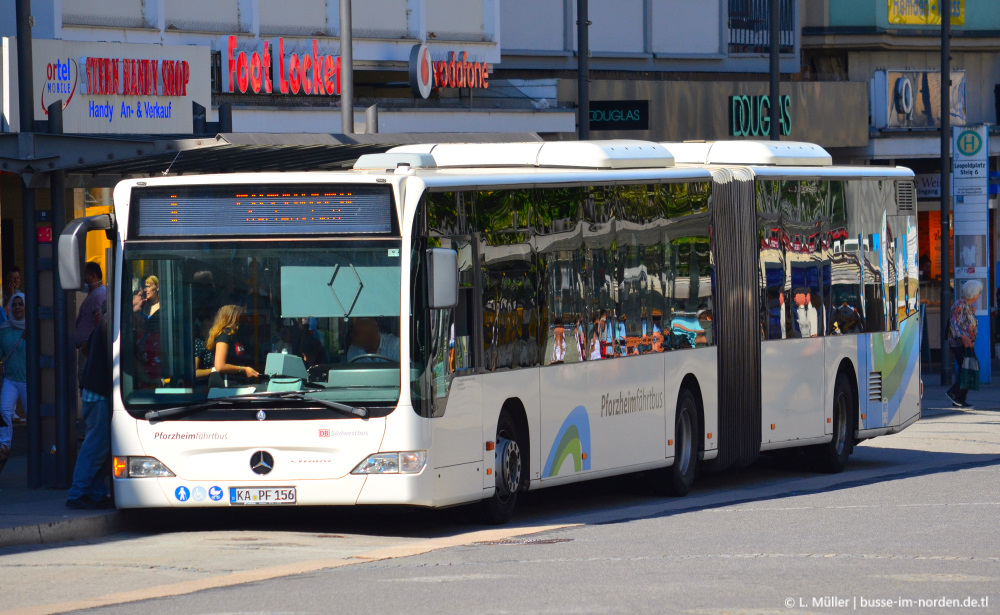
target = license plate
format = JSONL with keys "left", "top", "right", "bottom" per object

{"left": 229, "top": 487, "right": 296, "bottom": 505}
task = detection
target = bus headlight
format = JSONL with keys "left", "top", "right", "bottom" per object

{"left": 352, "top": 451, "right": 427, "bottom": 474}
{"left": 114, "top": 456, "right": 176, "bottom": 478}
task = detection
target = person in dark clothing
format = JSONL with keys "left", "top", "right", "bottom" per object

{"left": 67, "top": 307, "right": 113, "bottom": 510}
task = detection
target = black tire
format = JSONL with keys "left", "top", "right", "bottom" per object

{"left": 472, "top": 411, "right": 523, "bottom": 525}
{"left": 663, "top": 389, "right": 698, "bottom": 496}
{"left": 810, "top": 373, "right": 855, "bottom": 473}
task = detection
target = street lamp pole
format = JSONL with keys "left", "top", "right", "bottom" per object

{"left": 769, "top": 0, "right": 780, "bottom": 141}
{"left": 577, "top": 0, "right": 589, "bottom": 140}
{"left": 940, "top": 0, "right": 952, "bottom": 386}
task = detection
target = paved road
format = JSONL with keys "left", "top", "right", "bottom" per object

{"left": 1, "top": 405, "right": 998, "bottom": 615}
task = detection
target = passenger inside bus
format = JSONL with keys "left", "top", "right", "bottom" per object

{"left": 205, "top": 304, "right": 260, "bottom": 387}
{"left": 136, "top": 275, "right": 162, "bottom": 385}
{"left": 273, "top": 318, "right": 329, "bottom": 368}
{"left": 789, "top": 286, "right": 819, "bottom": 338}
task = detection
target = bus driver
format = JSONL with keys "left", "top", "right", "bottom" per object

{"left": 346, "top": 317, "right": 400, "bottom": 363}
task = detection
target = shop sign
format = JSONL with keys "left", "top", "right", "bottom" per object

{"left": 26, "top": 38, "right": 209, "bottom": 134}
{"left": 914, "top": 173, "right": 941, "bottom": 199}
{"left": 728, "top": 94, "right": 790, "bottom": 137}
{"left": 888, "top": 0, "right": 964, "bottom": 26}
{"left": 224, "top": 36, "right": 341, "bottom": 96}
{"left": 589, "top": 100, "right": 648, "bottom": 131}
{"left": 408, "top": 44, "right": 489, "bottom": 99}
{"left": 874, "top": 70, "right": 966, "bottom": 129}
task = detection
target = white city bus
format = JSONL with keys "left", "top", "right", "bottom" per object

{"left": 59, "top": 140, "right": 920, "bottom": 522}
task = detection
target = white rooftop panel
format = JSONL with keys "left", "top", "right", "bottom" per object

{"left": 387, "top": 140, "right": 674, "bottom": 169}
{"left": 664, "top": 140, "right": 832, "bottom": 166}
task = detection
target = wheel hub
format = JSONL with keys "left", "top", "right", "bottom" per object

{"left": 495, "top": 436, "right": 521, "bottom": 497}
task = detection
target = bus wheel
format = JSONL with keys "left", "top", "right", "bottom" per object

{"left": 810, "top": 374, "right": 854, "bottom": 473}
{"left": 663, "top": 389, "right": 698, "bottom": 496}
{"left": 474, "top": 412, "right": 522, "bottom": 524}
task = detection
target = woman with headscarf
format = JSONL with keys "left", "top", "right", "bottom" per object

{"left": 0, "top": 292, "right": 27, "bottom": 469}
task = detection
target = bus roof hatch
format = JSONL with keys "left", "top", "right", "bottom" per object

{"left": 663, "top": 141, "right": 832, "bottom": 167}
{"left": 384, "top": 140, "right": 675, "bottom": 170}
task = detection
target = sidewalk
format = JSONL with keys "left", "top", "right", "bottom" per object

{"left": 1, "top": 370, "right": 997, "bottom": 550}
{"left": 0, "top": 446, "right": 120, "bottom": 549}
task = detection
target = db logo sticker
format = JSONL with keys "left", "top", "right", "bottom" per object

{"left": 319, "top": 429, "right": 330, "bottom": 437}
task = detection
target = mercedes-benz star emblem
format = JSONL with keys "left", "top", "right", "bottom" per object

{"left": 256, "top": 409, "right": 266, "bottom": 421}
{"left": 250, "top": 451, "right": 274, "bottom": 475}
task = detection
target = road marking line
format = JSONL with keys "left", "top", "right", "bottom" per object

{"left": 1, "top": 523, "right": 578, "bottom": 615}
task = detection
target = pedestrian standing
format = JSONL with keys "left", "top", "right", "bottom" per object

{"left": 3, "top": 265, "right": 21, "bottom": 313}
{"left": 67, "top": 306, "right": 113, "bottom": 509}
{"left": 73, "top": 262, "right": 106, "bottom": 379}
{"left": 0, "top": 292, "right": 27, "bottom": 472}
{"left": 946, "top": 280, "right": 983, "bottom": 409}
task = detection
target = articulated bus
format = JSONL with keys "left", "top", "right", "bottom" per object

{"left": 60, "top": 140, "right": 920, "bottom": 522}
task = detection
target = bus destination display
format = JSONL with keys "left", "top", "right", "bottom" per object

{"left": 134, "top": 184, "right": 394, "bottom": 236}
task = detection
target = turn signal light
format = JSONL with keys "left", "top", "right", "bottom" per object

{"left": 113, "top": 457, "right": 127, "bottom": 478}
{"left": 770, "top": 424, "right": 776, "bottom": 430}
{"left": 485, "top": 441, "right": 495, "bottom": 451}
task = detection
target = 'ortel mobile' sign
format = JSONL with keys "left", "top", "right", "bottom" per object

{"left": 409, "top": 44, "right": 490, "bottom": 99}
{"left": 24, "top": 38, "right": 209, "bottom": 134}
{"left": 224, "top": 36, "right": 342, "bottom": 96}
{"left": 589, "top": 100, "right": 649, "bottom": 131}
{"left": 729, "top": 94, "right": 790, "bottom": 137}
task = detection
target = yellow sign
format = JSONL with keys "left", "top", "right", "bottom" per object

{"left": 888, "top": 0, "right": 964, "bottom": 26}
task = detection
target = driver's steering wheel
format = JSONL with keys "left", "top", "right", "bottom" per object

{"left": 348, "top": 353, "right": 396, "bottom": 364}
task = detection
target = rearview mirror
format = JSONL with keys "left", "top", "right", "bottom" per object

{"left": 58, "top": 214, "right": 114, "bottom": 290}
{"left": 427, "top": 248, "right": 458, "bottom": 310}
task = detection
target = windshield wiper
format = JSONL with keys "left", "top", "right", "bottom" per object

{"left": 237, "top": 390, "right": 368, "bottom": 419}
{"left": 145, "top": 389, "right": 367, "bottom": 421}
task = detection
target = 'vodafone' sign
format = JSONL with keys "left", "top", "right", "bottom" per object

{"left": 408, "top": 44, "right": 489, "bottom": 99}
{"left": 224, "top": 36, "right": 341, "bottom": 96}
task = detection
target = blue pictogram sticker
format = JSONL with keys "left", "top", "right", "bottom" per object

{"left": 174, "top": 486, "right": 190, "bottom": 502}
{"left": 208, "top": 486, "right": 223, "bottom": 501}
{"left": 192, "top": 486, "right": 207, "bottom": 501}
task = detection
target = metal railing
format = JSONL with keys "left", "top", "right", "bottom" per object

{"left": 728, "top": 0, "right": 795, "bottom": 54}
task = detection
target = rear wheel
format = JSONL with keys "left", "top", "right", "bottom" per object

{"left": 473, "top": 412, "right": 522, "bottom": 524}
{"left": 810, "top": 374, "right": 854, "bottom": 473}
{"left": 663, "top": 389, "right": 698, "bottom": 496}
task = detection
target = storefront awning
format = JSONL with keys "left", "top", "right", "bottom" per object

{"left": 0, "top": 131, "right": 543, "bottom": 188}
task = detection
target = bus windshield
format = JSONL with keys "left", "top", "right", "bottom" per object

{"left": 120, "top": 240, "right": 403, "bottom": 416}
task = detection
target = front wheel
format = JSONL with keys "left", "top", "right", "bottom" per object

{"left": 810, "top": 374, "right": 854, "bottom": 473}
{"left": 662, "top": 389, "right": 698, "bottom": 496}
{"left": 472, "top": 412, "right": 523, "bottom": 524}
